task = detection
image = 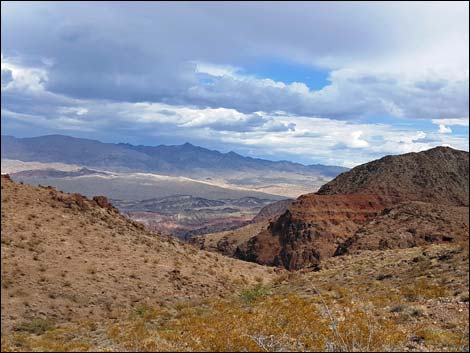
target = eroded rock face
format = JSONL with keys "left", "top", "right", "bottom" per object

{"left": 235, "top": 147, "right": 469, "bottom": 270}
{"left": 252, "top": 199, "right": 294, "bottom": 223}
{"left": 236, "top": 193, "right": 387, "bottom": 270}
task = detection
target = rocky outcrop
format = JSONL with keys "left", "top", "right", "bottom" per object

{"left": 93, "top": 195, "right": 118, "bottom": 212}
{"left": 236, "top": 193, "right": 387, "bottom": 270}
{"left": 235, "top": 147, "right": 469, "bottom": 270}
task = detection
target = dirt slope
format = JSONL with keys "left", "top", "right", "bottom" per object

{"left": 335, "top": 201, "right": 469, "bottom": 256}
{"left": 317, "top": 146, "right": 469, "bottom": 206}
{"left": 2, "top": 241, "right": 468, "bottom": 352}
{"left": 0, "top": 175, "right": 275, "bottom": 333}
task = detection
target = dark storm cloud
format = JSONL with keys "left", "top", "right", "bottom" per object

{"left": 2, "top": 1, "right": 467, "bottom": 120}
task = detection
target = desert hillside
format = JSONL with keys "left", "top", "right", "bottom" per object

{"left": 2, "top": 238, "right": 468, "bottom": 351}
{"left": 195, "top": 147, "right": 469, "bottom": 270}
{"left": 317, "top": 146, "right": 469, "bottom": 206}
{"left": 1, "top": 157, "right": 469, "bottom": 352}
{"left": 335, "top": 201, "right": 469, "bottom": 256}
{"left": 0, "top": 175, "right": 276, "bottom": 333}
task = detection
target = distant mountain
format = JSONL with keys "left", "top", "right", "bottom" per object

{"left": 1, "top": 135, "right": 347, "bottom": 176}
{"left": 10, "top": 167, "right": 107, "bottom": 178}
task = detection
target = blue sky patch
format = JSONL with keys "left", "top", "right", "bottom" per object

{"left": 241, "top": 58, "right": 330, "bottom": 91}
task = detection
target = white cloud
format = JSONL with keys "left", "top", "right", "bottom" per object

{"left": 349, "top": 131, "right": 370, "bottom": 148}
{"left": 194, "top": 62, "right": 240, "bottom": 78}
{"left": 1, "top": 57, "right": 47, "bottom": 91}
{"left": 438, "top": 124, "right": 452, "bottom": 134}
{"left": 3, "top": 89, "right": 469, "bottom": 167}
{"left": 59, "top": 106, "right": 88, "bottom": 116}
{"left": 432, "top": 118, "right": 469, "bottom": 126}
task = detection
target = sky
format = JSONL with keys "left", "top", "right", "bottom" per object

{"left": 1, "top": 1, "right": 468, "bottom": 167}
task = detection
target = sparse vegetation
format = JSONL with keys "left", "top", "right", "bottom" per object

{"left": 1, "top": 281, "right": 449, "bottom": 352}
{"left": 1, "top": 167, "right": 468, "bottom": 352}
{"left": 239, "top": 283, "right": 269, "bottom": 304}
{"left": 15, "top": 318, "right": 55, "bottom": 335}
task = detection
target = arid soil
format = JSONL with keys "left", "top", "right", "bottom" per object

{"left": 335, "top": 201, "right": 469, "bottom": 256}
{"left": 317, "top": 146, "right": 469, "bottom": 206}
{"left": 0, "top": 175, "right": 276, "bottom": 333}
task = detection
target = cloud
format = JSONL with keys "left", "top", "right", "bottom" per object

{"left": 194, "top": 62, "right": 241, "bottom": 78}
{"left": 1, "top": 68, "right": 13, "bottom": 85}
{"left": 1, "top": 57, "right": 48, "bottom": 91}
{"left": 1, "top": 2, "right": 468, "bottom": 120}
{"left": 349, "top": 131, "right": 369, "bottom": 148}
{"left": 1, "top": 2, "right": 468, "bottom": 167}
{"left": 438, "top": 124, "right": 452, "bottom": 134}
{"left": 432, "top": 117, "right": 468, "bottom": 134}
{"left": 2, "top": 85, "right": 468, "bottom": 167}
{"left": 59, "top": 106, "right": 88, "bottom": 116}
{"left": 432, "top": 118, "right": 469, "bottom": 126}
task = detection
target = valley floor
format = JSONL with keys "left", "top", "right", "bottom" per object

{"left": 2, "top": 241, "right": 468, "bottom": 352}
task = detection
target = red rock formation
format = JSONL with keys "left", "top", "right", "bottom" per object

{"left": 236, "top": 147, "right": 469, "bottom": 270}
{"left": 236, "top": 193, "right": 388, "bottom": 270}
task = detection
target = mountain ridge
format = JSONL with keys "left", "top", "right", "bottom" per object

{"left": 1, "top": 134, "right": 347, "bottom": 176}
{"left": 317, "top": 146, "right": 469, "bottom": 206}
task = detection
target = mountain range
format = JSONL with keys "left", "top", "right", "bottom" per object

{"left": 1, "top": 135, "right": 347, "bottom": 176}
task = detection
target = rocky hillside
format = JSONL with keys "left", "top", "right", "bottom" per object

{"left": 334, "top": 201, "right": 469, "bottom": 256}
{"left": 252, "top": 199, "right": 294, "bottom": 223}
{"left": 235, "top": 193, "right": 387, "bottom": 270}
{"left": 3, "top": 241, "right": 468, "bottom": 352}
{"left": 0, "top": 175, "right": 276, "bottom": 333}
{"left": 190, "top": 198, "right": 293, "bottom": 257}
{"left": 318, "top": 147, "right": 469, "bottom": 206}
{"left": 208, "top": 147, "right": 469, "bottom": 270}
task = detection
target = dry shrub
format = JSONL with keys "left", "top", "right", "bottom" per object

{"left": 400, "top": 278, "right": 448, "bottom": 301}
{"left": 99, "top": 291, "right": 407, "bottom": 352}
